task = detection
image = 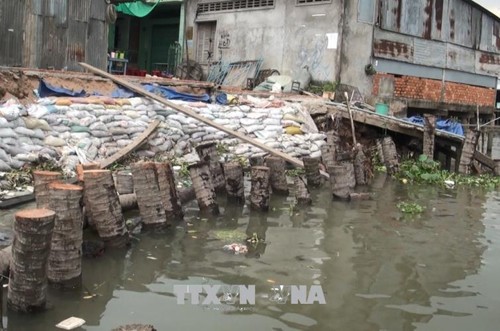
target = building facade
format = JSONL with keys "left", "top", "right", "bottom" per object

{"left": 187, "top": 0, "right": 500, "bottom": 115}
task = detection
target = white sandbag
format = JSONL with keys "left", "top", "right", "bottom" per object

{"left": 116, "top": 139, "right": 132, "bottom": 147}
{"left": 8, "top": 159, "right": 25, "bottom": 169}
{"left": 262, "top": 118, "right": 281, "bottom": 125}
{"left": 222, "top": 111, "right": 244, "bottom": 119}
{"left": 264, "top": 125, "right": 283, "bottom": 133}
{"left": 15, "top": 153, "right": 39, "bottom": 162}
{"left": 239, "top": 105, "right": 251, "bottom": 112}
{"left": 168, "top": 114, "right": 190, "bottom": 125}
{"left": 0, "top": 143, "right": 26, "bottom": 156}
{"left": 254, "top": 130, "right": 278, "bottom": 140}
{"left": 0, "top": 117, "right": 13, "bottom": 128}
{"left": 310, "top": 150, "right": 322, "bottom": 158}
{"left": 0, "top": 149, "right": 11, "bottom": 163}
{"left": 199, "top": 113, "right": 215, "bottom": 120}
{"left": 0, "top": 159, "right": 11, "bottom": 171}
{"left": 240, "top": 118, "right": 259, "bottom": 126}
{"left": 0, "top": 128, "right": 17, "bottom": 138}
{"left": 70, "top": 132, "right": 90, "bottom": 140}
{"left": 166, "top": 119, "right": 183, "bottom": 131}
{"left": 246, "top": 112, "right": 268, "bottom": 119}
{"left": 213, "top": 118, "right": 230, "bottom": 125}
{"left": 123, "top": 110, "right": 140, "bottom": 119}
{"left": 79, "top": 116, "right": 97, "bottom": 127}
{"left": 52, "top": 125, "right": 70, "bottom": 133}
{"left": 244, "top": 125, "right": 264, "bottom": 133}
{"left": 44, "top": 136, "right": 66, "bottom": 147}
{"left": 114, "top": 115, "right": 133, "bottom": 121}
{"left": 149, "top": 137, "right": 165, "bottom": 147}
{"left": 264, "top": 141, "right": 281, "bottom": 149}
{"left": 109, "top": 127, "right": 129, "bottom": 135}
{"left": 0, "top": 104, "right": 20, "bottom": 121}
{"left": 191, "top": 132, "right": 205, "bottom": 140}
{"left": 89, "top": 122, "right": 108, "bottom": 131}
{"left": 27, "top": 104, "right": 49, "bottom": 118}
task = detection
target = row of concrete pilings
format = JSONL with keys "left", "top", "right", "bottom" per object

{"left": 3, "top": 136, "right": 400, "bottom": 313}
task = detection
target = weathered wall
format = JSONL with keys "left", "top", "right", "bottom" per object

{"left": 0, "top": 0, "right": 108, "bottom": 71}
{"left": 339, "top": 0, "right": 375, "bottom": 96}
{"left": 185, "top": 0, "right": 343, "bottom": 81}
{"left": 373, "top": 0, "right": 500, "bottom": 82}
{"left": 372, "top": 73, "right": 496, "bottom": 107}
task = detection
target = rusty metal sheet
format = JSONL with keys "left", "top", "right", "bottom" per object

{"left": 480, "top": 14, "right": 494, "bottom": 52}
{"left": 446, "top": 43, "right": 475, "bottom": 72}
{"left": 476, "top": 51, "right": 500, "bottom": 76}
{"left": 380, "top": 0, "right": 401, "bottom": 32}
{"left": 40, "top": 14, "right": 68, "bottom": 69}
{"left": 0, "top": 0, "right": 26, "bottom": 66}
{"left": 69, "top": 0, "right": 91, "bottom": 23}
{"left": 448, "top": 0, "right": 473, "bottom": 47}
{"left": 431, "top": 0, "right": 444, "bottom": 40}
{"left": 414, "top": 38, "right": 446, "bottom": 67}
{"left": 66, "top": 20, "right": 87, "bottom": 71}
{"left": 86, "top": 19, "right": 108, "bottom": 70}
{"left": 90, "top": 0, "right": 107, "bottom": 20}
{"left": 373, "top": 29, "right": 414, "bottom": 62}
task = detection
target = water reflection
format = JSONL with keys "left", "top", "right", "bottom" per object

{"left": 0, "top": 176, "right": 497, "bottom": 331}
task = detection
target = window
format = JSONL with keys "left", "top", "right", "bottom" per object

{"left": 296, "top": 0, "right": 332, "bottom": 5}
{"left": 358, "top": 0, "right": 375, "bottom": 24}
{"left": 197, "top": 0, "right": 275, "bottom": 14}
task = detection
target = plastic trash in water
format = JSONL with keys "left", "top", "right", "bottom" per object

{"left": 223, "top": 243, "right": 248, "bottom": 255}
{"left": 56, "top": 317, "right": 86, "bottom": 330}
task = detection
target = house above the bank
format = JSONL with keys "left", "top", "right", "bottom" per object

{"left": 187, "top": 0, "right": 500, "bottom": 119}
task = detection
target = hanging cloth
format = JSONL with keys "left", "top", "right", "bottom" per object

{"left": 116, "top": 0, "right": 161, "bottom": 17}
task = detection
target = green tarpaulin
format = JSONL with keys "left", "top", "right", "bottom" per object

{"left": 116, "top": 0, "right": 160, "bottom": 17}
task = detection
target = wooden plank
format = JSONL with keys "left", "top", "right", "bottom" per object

{"left": 99, "top": 120, "right": 160, "bottom": 169}
{"left": 473, "top": 150, "right": 496, "bottom": 170}
{"left": 329, "top": 103, "right": 465, "bottom": 143}
{"left": 0, "top": 193, "right": 35, "bottom": 209}
{"left": 79, "top": 62, "right": 311, "bottom": 172}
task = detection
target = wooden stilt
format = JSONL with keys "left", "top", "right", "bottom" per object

{"left": 113, "top": 170, "right": 134, "bottom": 195}
{"left": 83, "top": 170, "right": 129, "bottom": 247}
{"left": 265, "top": 156, "right": 289, "bottom": 195}
{"left": 223, "top": 162, "right": 245, "bottom": 202}
{"left": 8, "top": 209, "right": 55, "bottom": 312}
{"left": 249, "top": 155, "right": 265, "bottom": 167}
{"left": 320, "top": 144, "right": 336, "bottom": 168}
{"left": 294, "top": 176, "right": 312, "bottom": 206}
{"left": 353, "top": 146, "right": 368, "bottom": 186}
{"left": 423, "top": 114, "right": 436, "bottom": 160}
{"left": 381, "top": 136, "right": 399, "bottom": 175}
{"left": 130, "top": 162, "right": 168, "bottom": 228}
{"left": 119, "top": 193, "right": 138, "bottom": 211}
{"left": 458, "top": 130, "right": 479, "bottom": 174}
{"left": 303, "top": 157, "right": 322, "bottom": 187}
{"left": 156, "top": 162, "right": 184, "bottom": 221}
{"left": 250, "top": 166, "right": 271, "bottom": 211}
{"left": 33, "top": 170, "right": 62, "bottom": 209}
{"left": 188, "top": 162, "right": 220, "bottom": 215}
{"left": 376, "top": 139, "right": 385, "bottom": 165}
{"left": 47, "top": 183, "right": 84, "bottom": 289}
{"left": 328, "top": 162, "right": 356, "bottom": 200}
{"left": 195, "top": 142, "right": 225, "bottom": 192}
{"left": 76, "top": 163, "right": 100, "bottom": 231}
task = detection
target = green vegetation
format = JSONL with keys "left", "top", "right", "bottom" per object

{"left": 212, "top": 229, "right": 247, "bottom": 242}
{"left": 285, "top": 168, "right": 305, "bottom": 177}
{"left": 395, "top": 154, "right": 500, "bottom": 189}
{"left": 397, "top": 201, "right": 425, "bottom": 214}
{"left": 170, "top": 157, "right": 190, "bottom": 180}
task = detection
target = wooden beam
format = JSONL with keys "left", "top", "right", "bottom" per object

{"left": 473, "top": 150, "right": 496, "bottom": 170}
{"left": 99, "top": 120, "right": 160, "bottom": 169}
{"left": 79, "top": 62, "right": 312, "bottom": 173}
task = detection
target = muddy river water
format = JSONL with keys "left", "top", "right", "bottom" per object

{"left": 1, "top": 171, "right": 500, "bottom": 331}
{"left": 1, "top": 134, "right": 500, "bottom": 331}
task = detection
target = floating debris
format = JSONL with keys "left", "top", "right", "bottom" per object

{"left": 55, "top": 317, "right": 86, "bottom": 330}
{"left": 223, "top": 243, "right": 248, "bottom": 255}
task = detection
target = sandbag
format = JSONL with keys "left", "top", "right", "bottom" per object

{"left": 44, "top": 136, "right": 66, "bottom": 147}
{"left": 0, "top": 159, "right": 11, "bottom": 171}
{"left": 23, "top": 117, "right": 52, "bottom": 131}
{"left": 0, "top": 128, "right": 17, "bottom": 138}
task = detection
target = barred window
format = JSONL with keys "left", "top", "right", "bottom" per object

{"left": 197, "top": 0, "right": 275, "bottom": 14}
{"left": 296, "top": 0, "right": 332, "bottom": 5}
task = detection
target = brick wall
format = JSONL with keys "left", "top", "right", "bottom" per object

{"left": 372, "top": 73, "right": 496, "bottom": 107}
